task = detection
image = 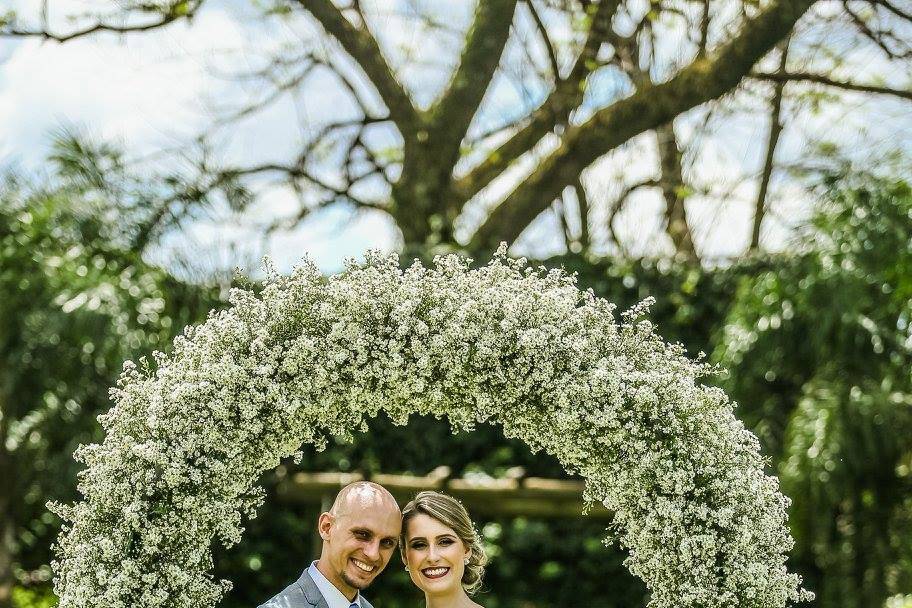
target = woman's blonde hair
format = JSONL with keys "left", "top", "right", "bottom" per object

{"left": 400, "top": 491, "right": 487, "bottom": 594}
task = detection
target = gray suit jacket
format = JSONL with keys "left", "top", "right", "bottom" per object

{"left": 257, "top": 569, "right": 376, "bottom": 608}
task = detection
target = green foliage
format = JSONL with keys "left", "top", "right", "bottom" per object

{"left": 11, "top": 585, "right": 55, "bottom": 608}
{"left": 714, "top": 173, "right": 912, "bottom": 606}
{"left": 0, "top": 165, "right": 220, "bottom": 595}
{"left": 40, "top": 129, "right": 254, "bottom": 251}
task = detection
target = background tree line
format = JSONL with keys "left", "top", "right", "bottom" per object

{"left": 2, "top": 138, "right": 910, "bottom": 607}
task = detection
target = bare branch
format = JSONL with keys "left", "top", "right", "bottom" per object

{"left": 750, "top": 40, "right": 789, "bottom": 252}
{"left": 844, "top": 0, "right": 912, "bottom": 59}
{"left": 453, "top": 0, "right": 621, "bottom": 201}
{"left": 656, "top": 124, "right": 697, "bottom": 259}
{"left": 606, "top": 178, "right": 659, "bottom": 256}
{"left": 428, "top": 0, "right": 520, "bottom": 157}
{"left": 699, "top": 0, "right": 710, "bottom": 57}
{"left": 470, "top": 0, "right": 817, "bottom": 250}
{"left": 216, "top": 60, "right": 320, "bottom": 126}
{"left": 573, "top": 177, "right": 590, "bottom": 251}
{"left": 526, "top": 0, "right": 561, "bottom": 79}
{"left": 869, "top": 0, "right": 912, "bottom": 22}
{"left": 322, "top": 54, "right": 387, "bottom": 118}
{"left": 552, "top": 198, "right": 573, "bottom": 251}
{"left": 465, "top": 114, "right": 535, "bottom": 146}
{"left": 231, "top": 162, "right": 383, "bottom": 209}
{"left": 614, "top": 179, "right": 661, "bottom": 210}
{"left": 750, "top": 70, "right": 912, "bottom": 101}
{"left": 299, "top": 0, "right": 421, "bottom": 138}
{"left": 1, "top": 1, "right": 202, "bottom": 42}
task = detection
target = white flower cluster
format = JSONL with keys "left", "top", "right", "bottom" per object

{"left": 50, "top": 249, "right": 813, "bottom": 607}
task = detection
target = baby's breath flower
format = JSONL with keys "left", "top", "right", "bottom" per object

{"left": 50, "top": 249, "right": 812, "bottom": 607}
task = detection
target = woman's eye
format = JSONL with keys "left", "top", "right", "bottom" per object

{"left": 439, "top": 538, "right": 453, "bottom": 545}
{"left": 411, "top": 542, "right": 426, "bottom": 549}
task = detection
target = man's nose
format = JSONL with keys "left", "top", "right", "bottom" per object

{"left": 363, "top": 539, "right": 381, "bottom": 561}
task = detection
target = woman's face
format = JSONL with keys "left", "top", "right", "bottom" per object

{"left": 404, "top": 513, "right": 470, "bottom": 595}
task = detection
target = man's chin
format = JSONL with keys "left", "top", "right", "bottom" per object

{"left": 341, "top": 568, "right": 376, "bottom": 590}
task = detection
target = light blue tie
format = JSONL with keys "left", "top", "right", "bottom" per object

{"left": 349, "top": 604, "right": 358, "bottom": 608}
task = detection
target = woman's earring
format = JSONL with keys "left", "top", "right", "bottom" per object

{"left": 463, "top": 557, "right": 469, "bottom": 565}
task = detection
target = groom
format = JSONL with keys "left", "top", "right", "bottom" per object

{"left": 258, "top": 481, "right": 402, "bottom": 608}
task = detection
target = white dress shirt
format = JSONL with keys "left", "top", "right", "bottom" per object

{"left": 307, "top": 561, "right": 362, "bottom": 608}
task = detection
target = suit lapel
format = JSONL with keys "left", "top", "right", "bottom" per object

{"left": 296, "top": 570, "right": 331, "bottom": 608}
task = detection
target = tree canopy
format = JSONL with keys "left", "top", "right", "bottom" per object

{"left": 2, "top": 0, "right": 910, "bottom": 259}
{"left": 0, "top": 139, "right": 221, "bottom": 607}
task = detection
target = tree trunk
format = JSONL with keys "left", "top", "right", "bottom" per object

{"left": 655, "top": 124, "right": 698, "bottom": 260}
{"left": 391, "top": 140, "right": 462, "bottom": 247}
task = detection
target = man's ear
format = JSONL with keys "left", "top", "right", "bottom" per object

{"left": 317, "top": 512, "right": 334, "bottom": 541}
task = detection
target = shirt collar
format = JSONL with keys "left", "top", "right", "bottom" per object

{"left": 308, "top": 561, "right": 362, "bottom": 608}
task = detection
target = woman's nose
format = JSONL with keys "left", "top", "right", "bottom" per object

{"left": 427, "top": 544, "right": 440, "bottom": 561}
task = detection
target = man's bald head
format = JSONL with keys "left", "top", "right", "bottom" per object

{"left": 316, "top": 481, "right": 402, "bottom": 600}
{"left": 330, "top": 481, "right": 400, "bottom": 520}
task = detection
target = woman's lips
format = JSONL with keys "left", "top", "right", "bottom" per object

{"left": 421, "top": 566, "right": 450, "bottom": 579}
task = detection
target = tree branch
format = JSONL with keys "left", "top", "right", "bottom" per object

{"left": 844, "top": 0, "right": 912, "bottom": 59}
{"left": 212, "top": 156, "right": 388, "bottom": 217}
{"left": 470, "top": 0, "right": 817, "bottom": 250}
{"left": 453, "top": 0, "right": 620, "bottom": 201}
{"left": 427, "top": 0, "right": 519, "bottom": 157}
{"left": 215, "top": 59, "right": 320, "bottom": 126}
{"left": 699, "top": 0, "right": 710, "bottom": 57}
{"left": 606, "top": 178, "right": 658, "bottom": 256}
{"left": 656, "top": 123, "right": 697, "bottom": 259}
{"left": 526, "top": 0, "right": 561, "bottom": 79}
{"left": 869, "top": 0, "right": 912, "bottom": 22}
{"left": 299, "top": 0, "right": 421, "bottom": 138}
{"left": 552, "top": 198, "right": 573, "bottom": 251}
{"left": 573, "top": 177, "right": 590, "bottom": 251}
{"left": 1, "top": 1, "right": 202, "bottom": 42}
{"left": 750, "top": 40, "right": 789, "bottom": 252}
{"left": 750, "top": 70, "right": 912, "bottom": 101}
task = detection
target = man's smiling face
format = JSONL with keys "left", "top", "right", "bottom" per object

{"left": 317, "top": 483, "right": 402, "bottom": 600}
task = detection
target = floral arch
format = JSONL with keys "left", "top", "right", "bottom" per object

{"left": 51, "top": 251, "right": 811, "bottom": 608}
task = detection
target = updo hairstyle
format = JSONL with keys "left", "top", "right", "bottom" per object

{"left": 400, "top": 491, "right": 487, "bottom": 594}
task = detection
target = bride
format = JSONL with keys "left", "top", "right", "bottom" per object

{"left": 400, "top": 491, "right": 488, "bottom": 608}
